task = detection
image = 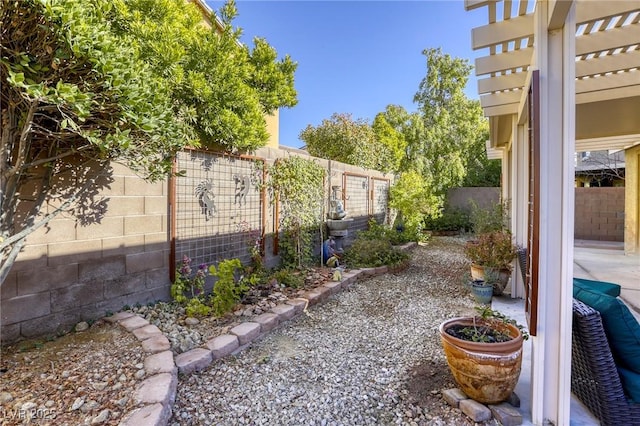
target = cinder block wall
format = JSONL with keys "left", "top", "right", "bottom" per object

{"left": 1, "top": 163, "right": 171, "bottom": 344}
{"left": 2, "top": 148, "right": 391, "bottom": 344}
{"left": 574, "top": 187, "right": 625, "bottom": 241}
{"left": 446, "top": 187, "right": 501, "bottom": 212}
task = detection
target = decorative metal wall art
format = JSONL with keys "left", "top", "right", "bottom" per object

{"left": 234, "top": 174, "right": 251, "bottom": 206}
{"left": 194, "top": 179, "right": 217, "bottom": 220}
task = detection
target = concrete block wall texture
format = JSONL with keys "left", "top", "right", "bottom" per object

{"left": 444, "top": 186, "right": 626, "bottom": 243}
{"left": 1, "top": 148, "right": 391, "bottom": 344}
{"left": 446, "top": 187, "right": 501, "bottom": 212}
{"left": 1, "top": 162, "right": 171, "bottom": 344}
{"left": 574, "top": 187, "right": 625, "bottom": 242}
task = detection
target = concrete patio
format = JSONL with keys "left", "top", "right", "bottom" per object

{"left": 493, "top": 240, "right": 640, "bottom": 425}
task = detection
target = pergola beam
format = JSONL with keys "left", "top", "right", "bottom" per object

{"left": 576, "top": 48, "right": 640, "bottom": 78}
{"left": 577, "top": 70, "right": 640, "bottom": 94}
{"left": 482, "top": 103, "right": 519, "bottom": 117}
{"left": 577, "top": 86, "right": 640, "bottom": 104}
{"left": 549, "top": 0, "right": 574, "bottom": 30}
{"left": 464, "top": 0, "right": 499, "bottom": 12}
{"left": 480, "top": 90, "right": 524, "bottom": 108}
{"left": 472, "top": 14, "right": 534, "bottom": 49}
{"left": 576, "top": 134, "right": 640, "bottom": 152}
{"left": 576, "top": 22, "right": 640, "bottom": 56}
{"left": 475, "top": 47, "right": 533, "bottom": 75}
{"left": 575, "top": 1, "right": 640, "bottom": 25}
{"left": 478, "top": 72, "right": 528, "bottom": 94}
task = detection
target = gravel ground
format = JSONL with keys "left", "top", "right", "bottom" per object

{"left": 0, "top": 236, "right": 499, "bottom": 426}
{"left": 0, "top": 321, "right": 144, "bottom": 426}
{"left": 171, "top": 237, "right": 498, "bottom": 425}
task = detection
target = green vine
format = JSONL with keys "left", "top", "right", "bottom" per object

{"left": 267, "top": 156, "right": 325, "bottom": 268}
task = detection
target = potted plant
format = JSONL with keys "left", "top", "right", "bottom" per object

{"left": 465, "top": 269, "right": 499, "bottom": 305}
{"left": 439, "top": 306, "right": 529, "bottom": 404}
{"left": 464, "top": 230, "right": 518, "bottom": 296}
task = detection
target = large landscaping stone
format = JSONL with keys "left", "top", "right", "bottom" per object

{"left": 460, "top": 399, "right": 492, "bottom": 422}
{"left": 133, "top": 373, "right": 177, "bottom": 406}
{"left": 141, "top": 335, "right": 170, "bottom": 354}
{"left": 270, "top": 304, "right": 297, "bottom": 321}
{"left": 321, "top": 281, "right": 341, "bottom": 296}
{"left": 144, "top": 351, "right": 176, "bottom": 375}
{"left": 206, "top": 334, "right": 239, "bottom": 359}
{"left": 120, "top": 403, "right": 170, "bottom": 426}
{"left": 489, "top": 402, "right": 523, "bottom": 426}
{"left": 299, "top": 290, "right": 324, "bottom": 306}
{"left": 285, "top": 298, "right": 307, "bottom": 314}
{"left": 442, "top": 388, "right": 467, "bottom": 408}
{"left": 132, "top": 324, "right": 163, "bottom": 341}
{"left": 253, "top": 313, "right": 279, "bottom": 332}
{"left": 175, "top": 348, "right": 212, "bottom": 374}
{"left": 118, "top": 315, "right": 149, "bottom": 331}
{"left": 230, "top": 322, "right": 261, "bottom": 345}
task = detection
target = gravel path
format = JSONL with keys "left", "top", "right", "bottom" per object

{"left": 172, "top": 237, "right": 495, "bottom": 425}
{"left": 0, "top": 237, "right": 498, "bottom": 426}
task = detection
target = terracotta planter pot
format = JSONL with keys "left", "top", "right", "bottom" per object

{"left": 470, "top": 263, "right": 485, "bottom": 280}
{"left": 439, "top": 317, "right": 523, "bottom": 404}
{"left": 469, "top": 264, "right": 511, "bottom": 296}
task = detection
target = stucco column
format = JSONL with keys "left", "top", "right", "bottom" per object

{"left": 530, "top": 2, "right": 575, "bottom": 424}
{"left": 625, "top": 144, "right": 640, "bottom": 254}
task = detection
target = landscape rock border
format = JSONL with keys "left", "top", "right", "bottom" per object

{"left": 102, "top": 242, "right": 416, "bottom": 426}
{"left": 442, "top": 387, "right": 523, "bottom": 425}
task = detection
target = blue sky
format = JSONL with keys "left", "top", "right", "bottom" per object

{"left": 206, "top": 1, "right": 487, "bottom": 148}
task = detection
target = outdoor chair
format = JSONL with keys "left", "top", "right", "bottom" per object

{"left": 572, "top": 299, "right": 640, "bottom": 426}
{"left": 517, "top": 247, "right": 640, "bottom": 424}
{"left": 516, "top": 247, "right": 527, "bottom": 284}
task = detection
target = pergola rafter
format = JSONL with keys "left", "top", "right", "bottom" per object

{"left": 467, "top": 0, "right": 640, "bottom": 151}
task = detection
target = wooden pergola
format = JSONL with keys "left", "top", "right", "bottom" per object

{"left": 464, "top": 1, "right": 640, "bottom": 424}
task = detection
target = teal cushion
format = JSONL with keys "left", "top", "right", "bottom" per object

{"left": 573, "top": 277, "right": 621, "bottom": 297}
{"left": 618, "top": 366, "right": 640, "bottom": 402}
{"left": 573, "top": 286, "right": 640, "bottom": 374}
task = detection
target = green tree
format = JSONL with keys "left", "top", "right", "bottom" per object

{"left": 299, "top": 113, "right": 380, "bottom": 170}
{"left": 389, "top": 170, "right": 440, "bottom": 227}
{"left": 371, "top": 112, "right": 406, "bottom": 174}
{"left": 383, "top": 50, "right": 493, "bottom": 226}
{"left": 461, "top": 123, "right": 501, "bottom": 187}
{"left": 413, "top": 48, "right": 486, "bottom": 196}
{"left": 110, "top": 0, "right": 298, "bottom": 152}
{"left": 0, "top": 0, "right": 184, "bottom": 285}
{"left": 376, "top": 104, "right": 424, "bottom": 174}
{"left": 300, "top": 109, "right": 413, "bottom": 174}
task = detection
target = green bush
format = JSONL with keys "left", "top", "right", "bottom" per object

{"left": 270, "top": 268, "right": 305, "bottom": 289}
{"left": 210, "top": 259, "right": 248, "bottom": 317}
{"left": 470, "top": 199, "right": 510, "bottom": 234}
{"left": 423, "top": 208, "right": 471, "bottom": 232}
{"left": 357, "top": 219, "right": 425, "bottom": 245}
{"left": 344, "top": 238, "right": 409, "bottom": 268}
